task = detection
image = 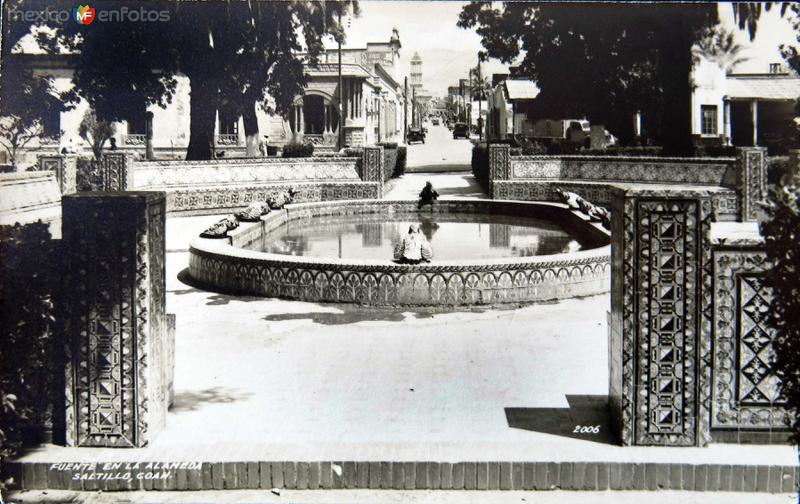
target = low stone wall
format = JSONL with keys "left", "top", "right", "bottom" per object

{"left": 493, "top": 180, "right": 741, "bottom": 222}
{"left": 0, "top": 172, "right": 63, "bottom": 235}
{"left": 132, "top": 157, "right": 362, "bottom": 188}
{"left": 510, "top": 155, "right": 736, "bottom": 185}
{"left": 489, "top": 145, "right": 765, "bottom": 222}
{"left": 130, "top": 156, "right": 375, "bottom": 214}
{"left": 709, "top": 226, "right": 789, "bottom": 443}
{"left": 188, "top": 199, "right": 611, "bottom": 307}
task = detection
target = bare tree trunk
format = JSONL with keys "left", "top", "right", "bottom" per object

{"left": 185, "top": 74, "right": 218, "bottom": 161}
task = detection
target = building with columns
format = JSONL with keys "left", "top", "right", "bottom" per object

{"left": 691, "top": 59, "right": 800, "bottom": 154}
{"left": 5, "top": 30, "right": 406, "bottom": 167}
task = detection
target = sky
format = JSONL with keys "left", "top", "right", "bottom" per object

{"left": 326, "top": 1, "right": 799, "bottom": 97}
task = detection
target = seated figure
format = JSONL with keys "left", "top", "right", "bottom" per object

{"left": 200, "top": 215, "right": 239, "bottom": 239}
{"left": 393, "top": 224, "right": 433, "bottom": 264}
{"left": 418, "top": 181, "right": 439, "bottom": 210}
{"left": 235, "top": 201, "right": 270, "bottom": 222}
{"left": 267, "top": 188, "right": 298, "bottom": 209}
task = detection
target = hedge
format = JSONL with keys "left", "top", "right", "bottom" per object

{"left": 282, "top": 141, "right": 315, "bottom": 158}
{"left": 471, "top": 142, "right": 490, "bottom": 191}
{"left": 1, "top": 222, "right": 65, "bottom": 475}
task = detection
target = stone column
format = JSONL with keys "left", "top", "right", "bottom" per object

{"left": 750, "top": 100, "right": 758, "bottom": 146}
{"left": 488, "top": 143, "right": 511, "bottom": 198}
{"left": 723, "top": 99, "right": 732, "bottom": 146}
{"left": 609, "top": 187, "right": 714, "bottom": 446}
{"left": 63, "top": 192, "right": 169, "bottom": 447}
{"left": 736, "top": 147, "right": 766, "bottom": 222}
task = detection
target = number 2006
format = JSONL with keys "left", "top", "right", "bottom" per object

{"left": 573, "top": 425, "right": 601, "bottom": 434}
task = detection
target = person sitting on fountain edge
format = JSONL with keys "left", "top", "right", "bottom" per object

{"left": 394, "top": 224, "right": 433, "bottom": 264}
{"left": 418, "top": 181, "right": 439, "bottom": 210}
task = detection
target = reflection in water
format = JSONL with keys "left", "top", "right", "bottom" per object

{"left": 250, "top": 213, "right": 586, "bottom": 261}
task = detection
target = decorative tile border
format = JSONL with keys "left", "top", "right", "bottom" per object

{"left": 188, "top": 199, "right": 611, "bottom": 307}
{"left": 711, "top": 247, "right": 789, "bottom": 431}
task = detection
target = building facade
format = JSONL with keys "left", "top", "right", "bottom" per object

{"left": 7, "top": 31, "right": 407, "bottom": 167}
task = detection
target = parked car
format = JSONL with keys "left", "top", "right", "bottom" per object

{"left": 432, "top": 118, "right": 440, "bottom": 126}
{"left": 453, "top": 123, "right": 470, "bottom": 139}
{"left": 407, "top": 127, "right": 426, "bottom": 144}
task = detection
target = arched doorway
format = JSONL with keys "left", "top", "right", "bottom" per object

{"left": 289, "top": 94, "right": 340, "bottom": 147}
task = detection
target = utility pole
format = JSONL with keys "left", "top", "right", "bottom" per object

{"left": 478, "top": 51, "right": 485, "bottom": 141}
{"left": 412, "top": 86, "right": 417, "bottom": 128}
{"left": 467, "top": 69, "right": 472, "bottom": 132}
{"left": 404, "top": 76, "right": 408, "bottom": 143}
{"left": 338, "top": 11, "right": 344, "bottom": 150}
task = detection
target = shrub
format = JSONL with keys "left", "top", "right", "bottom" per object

{"left": 394, "top": 146, "right": 407, "bottom": 178}
{"left": 767, "top": 157, "right": 792, "bottom": 187}
{"left": 76, "top": 157, "right": 103, "bottom": 191}
{"left": 281, "top": 141, "right": 314, "bottom": 158}
{"left": 761, "top": 171, "right": 800, "bottom": 444}
{"left": 471, "top": 142, "right": 490, "bottom": 190}
{"left": 1, "top": 222, "right": 64, "bottom": 478}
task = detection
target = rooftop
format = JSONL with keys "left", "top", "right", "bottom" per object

{"left": 505, "top": 80, "right": 541, "bottom": 100}
{"left": 725, "top": 74, "right": 800, "bottom": 100}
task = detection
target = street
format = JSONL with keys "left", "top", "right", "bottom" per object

{"left": 405, "top": 121, "right": 474, "bottom": 172}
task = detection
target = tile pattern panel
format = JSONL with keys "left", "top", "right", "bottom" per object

{"left": 63, "top": 193, "right": 168, "bottom": 447}
{"left": 711, "top": 248, "right": 789, "bottom": 431}
{"left": 612, "top": 189, "right": 714, "bottom": 446}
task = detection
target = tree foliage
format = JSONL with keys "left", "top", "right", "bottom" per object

{"left": 78, "top": 108, "right": 115, "bottom": 161}
{"left": 458, "top": 2, "right": 717, "bottom": 154}
{"left": 45, "top": 0, "right": 356, "bottom": 160}
{"left": 761, "top": 169, "right": 800, "bottom": 444}
{"left": 0, "top": 1, "right": 68, "bottom": 168}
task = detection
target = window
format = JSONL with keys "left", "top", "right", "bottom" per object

{"left": 219, "top": 109, "right": 239, "bottom": 135}
{"left": 701, "top": 105, "right": 717, "bottom": 135}
{"left": 126, "top": 106, "right": 147, "bottom": 135}
{"left": 41, "top": 108, "right": 60, "bottom": 138}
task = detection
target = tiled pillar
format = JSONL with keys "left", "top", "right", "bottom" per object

{"left": 488, "top": 144, "right": 510, "bottom": 198}
{"left": 63, "top": 192, "right": 168, "bottom": 447}
{"left": 100, "top": 152, "right": 134, "bottom": 191}
{"left": 736, "top": 147, "right": 766, "bottom": 222}
{"left": 609, "top": 187, "right": 714, "bottom": 446}
{"left": 37, "top": 154, "right": 77, "bottom": 195}
{"left": 362, "top": 146, "right": 384, "bottom": 195}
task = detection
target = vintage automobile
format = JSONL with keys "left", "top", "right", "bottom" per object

{"left": 431, "top": 118, "right": 440, "bottom": 126}
{"left": 407, "top": 127, "right": 426, "bottom": 144}
{"left": 452, "top": 122, "right": 470, "bottom": 139}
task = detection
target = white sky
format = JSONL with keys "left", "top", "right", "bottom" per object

{"left": 329, "top": 1, "right": 800, "bottom": 97}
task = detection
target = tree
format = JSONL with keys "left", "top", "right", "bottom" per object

{"left": 458, "top": 2, "right": 717, "bottom": 154}
{"left": 0, "top": 1, "right": 68, "bottom": 169}
{"left": 693, "top": 26, "right": 750, "bottom": 74}
{"left": 78, "top": 109, "right": 115, "bottom": 161}
{"left": 48, "top": 1, "right": 357, "bottom": 160}
{"left": 761, "top": 171, "right": 800, "bottom": 444}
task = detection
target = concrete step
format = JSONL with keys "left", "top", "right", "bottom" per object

{"left": 4, "top": 459, "right": 796, "bottom": 493}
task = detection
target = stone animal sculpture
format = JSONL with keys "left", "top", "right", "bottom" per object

{"left": 556, "top": 188, "right": 585, "bottom": 210}
{"left": 235, "top": 201, "right": 270, "bottom": 222}
{"left": 199, "top": 215, "right": 239, "bottom": 239}
{"left": 267, "top": 188, "right": 298, "bottom": 210}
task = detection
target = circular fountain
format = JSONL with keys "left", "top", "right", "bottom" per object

{"left": 188, "top": 199, "right": 611, "bottom": 306}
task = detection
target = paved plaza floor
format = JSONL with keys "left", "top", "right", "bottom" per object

{"left": 14, "top": 213, "right": 796, "bottom": 468}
